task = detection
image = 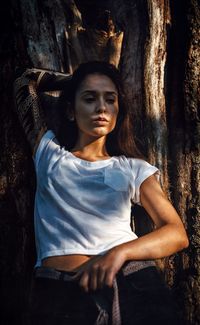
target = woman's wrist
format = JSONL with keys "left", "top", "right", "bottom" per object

{"left": 36, "top": 70, "right": 72, "bottom": 91}
{"left": 109, "top": 243, "right": 129, "bottom": 264}
{"left": 16, "top": 68, "right": 72, "bottom": 92}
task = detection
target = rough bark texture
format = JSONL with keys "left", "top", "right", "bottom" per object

{"left": 0, "top": 0, "right": 199, "bottom": 324}
{"left": 143, "top": 1, "right": 170, "bottom": 186}
{"left": 162, "top": 1, "right": 200, "bottom": 324}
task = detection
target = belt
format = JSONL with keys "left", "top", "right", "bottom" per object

{"left": 34, "top": 266, "right": 77, "bottom": 281}
{"left": 34, "top": 259, "right": 156, "bottom": 281}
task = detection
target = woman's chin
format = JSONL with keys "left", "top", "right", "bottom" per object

{"left": 78, "top": 126, "right": 114, "bottom": 140}
{"left": 91, "top": 126, "right": 114, "bottom": 137}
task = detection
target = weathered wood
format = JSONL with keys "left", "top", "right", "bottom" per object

{"left": 143, "top": 0, "right": 170, "bottom": 189}
{"left": 65, "top": 1, "right": 123, "bottom": 69}
{"left": 162, "top": 1, "right": 200, "bottom": 324}
{"left": 0, "top": 0, "right": 199, "bottom": 323}
{"left": 111, "top": 0, "right": 148, "bottom": 151}
{"left": 181, "top": 1, "right": 200, "bottom": 323}
{"left": 19, "top": 0, "right": 67, "bottom": 70}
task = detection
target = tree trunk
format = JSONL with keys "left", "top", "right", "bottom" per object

{"left": 0, "top": 0, "right": 199, "bottom": 324}
{"left": 166, "top": 1, "right": 200, "bottom": 323}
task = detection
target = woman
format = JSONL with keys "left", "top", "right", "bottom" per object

{"left": 14, "top": 61, "right": 189, "bottom": 325}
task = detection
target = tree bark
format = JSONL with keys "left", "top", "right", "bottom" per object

{"left": 166, "top": 1, "right": 200, "bottom": 323}
{"left": 0, "top": 0, "right": 199, "bottom": 323}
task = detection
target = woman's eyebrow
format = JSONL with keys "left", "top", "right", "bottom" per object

{"left": 80, "top": 90, "right": 118, "bottom": 96}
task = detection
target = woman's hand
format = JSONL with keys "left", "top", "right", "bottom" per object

{"left": 75, "top": 247, "right": 126, "bottom": 292}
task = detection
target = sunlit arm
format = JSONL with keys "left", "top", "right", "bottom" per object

{"left": 76, "top": 174, "right": 189, "bottom": 292}
{"left": 113, "top": 174, "right": 189, "bottom": 261}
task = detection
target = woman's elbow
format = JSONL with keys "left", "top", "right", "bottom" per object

{"left": 181, "top": 234, "right": 189, "bottom": 249}
{"left": 176, "top": 226, "right": 189, "bottom": 251}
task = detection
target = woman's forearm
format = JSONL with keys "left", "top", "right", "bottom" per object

{"left": 31, "top": 68, "right": 71, "bottom": 92}
{"left": 15, "top": 68, "right": 71, "bottom": 92}
{"left": 76, "top": 223, "right": 188, "bottom": 292}
{"left": 14, "top": 67, "right": 71, "bottom": 152}
{"left": 113, "top": 223, "right": 189, "bottom": 261}
{"left": 119, "top": 173, "right": 189, "bottom": 261}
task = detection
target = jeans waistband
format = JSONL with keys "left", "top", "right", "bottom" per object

{"left": 34, "top": 266, "right": 77, "bottom": 281}
{"left": 34, "top": 260, "right": 156, "bottom": 282}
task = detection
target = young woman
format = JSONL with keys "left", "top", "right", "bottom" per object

{"left": 14, "top": 61, "right": 189, "bottom": 325}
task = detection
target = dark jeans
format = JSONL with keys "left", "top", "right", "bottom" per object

{"left": 118, "top": 267, "right": 181, "bottom": 325}
{"left": 28, "top": 266, "right": 181, "bottom": 325}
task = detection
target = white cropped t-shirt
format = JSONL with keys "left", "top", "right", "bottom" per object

{"left": 33, "top": 130, "right": 159, "bottom": 267}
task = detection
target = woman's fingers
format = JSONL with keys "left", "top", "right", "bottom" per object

{"left": 97, "top": 267, "right": 106, "bottom": 289}
{"left": 86, "top": 264, "right": 106, "bottom": 291}
{"left": 77, "top": 250, "right": 124, "bottom": 291}
{"left": 89, "top": 264, "right": 99, "bottom": 291}
{"left": 104, "top": 268, "right": 115, "bottom": 288}
{"left": 78, "top": 266, "right": 107, "bottom": 291}
{"left": 79, "top": 267, "right": 116, "bottom": 292}
{"left": 79, "top": 271, "right": 89, "bottom": 292}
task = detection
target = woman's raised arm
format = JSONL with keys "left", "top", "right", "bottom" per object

{"left": 13, "top": 68, "right": 71, "bottom": 155}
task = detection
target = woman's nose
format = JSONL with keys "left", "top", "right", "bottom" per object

{"left": 96, "top": 99, "right": 106, "bottom": 113}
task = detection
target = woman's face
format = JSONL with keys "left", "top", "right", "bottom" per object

{"left": 73, "top": 73, "right": 119, "bottom": 141}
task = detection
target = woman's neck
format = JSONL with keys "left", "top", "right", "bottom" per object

{"left": 71, "top": 136, "right": 110, "bottom": 161}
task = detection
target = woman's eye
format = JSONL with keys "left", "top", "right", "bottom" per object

{"left": 84, "top": 97, "right": 95, "bottom": 103}
{"left": 106, "top": 98, "right": 115, "bottom": 104}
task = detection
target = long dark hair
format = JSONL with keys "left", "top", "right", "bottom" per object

{"left": 57, "top": 61, "right": 143, "bottom": 158}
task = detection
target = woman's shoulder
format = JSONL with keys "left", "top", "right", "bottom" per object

{"left": 40, "top": 129, "right": 56, "bottom": 141}
{"left": 34, "top": 129, "right": 57, "bottom": 154}
{"left": 34, "top": 129, "right": 63, "bottom": 169}
{"left": 114, "top": 155, "right": 148, "bottom": 167}
{"left": 113, "top": 155, "right": 159, "bottom": 176}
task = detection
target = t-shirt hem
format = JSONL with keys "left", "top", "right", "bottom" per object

{"left": 41, "top": 248, "right": 110, "bottom": 258}
{"left": 35, "top": 249, "right": 107, "bottom": 267}
{"left": 35, "top": 241, "right": 138, "bottom": 267}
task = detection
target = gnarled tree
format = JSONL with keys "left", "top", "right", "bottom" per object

{"left": 0, "top": 0, "right": 199, "bottom": 324}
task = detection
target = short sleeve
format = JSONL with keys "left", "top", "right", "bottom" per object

{"left": 129, "top": 158, "right": 160, "bottom": 205}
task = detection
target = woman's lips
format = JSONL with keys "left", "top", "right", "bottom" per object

{"left": 92, "top": 119, "right": 109, "bottom": 126}
{"left": 92, "top": 116, "right": 109, "bottom": 122}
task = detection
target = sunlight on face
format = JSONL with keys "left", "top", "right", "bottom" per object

{"left": 74, "top": 73, "right": 119, "bottom": 141}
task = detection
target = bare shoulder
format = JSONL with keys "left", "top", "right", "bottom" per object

{"left": 140, "top": 174, "right": 163, "bottom": 196}
{"left": 140, "top": 175, "right": 184, "bottom": 227}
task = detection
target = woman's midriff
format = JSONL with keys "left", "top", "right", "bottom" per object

{"left": 42, "top": 255, "right": 98, "bottom": 272}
